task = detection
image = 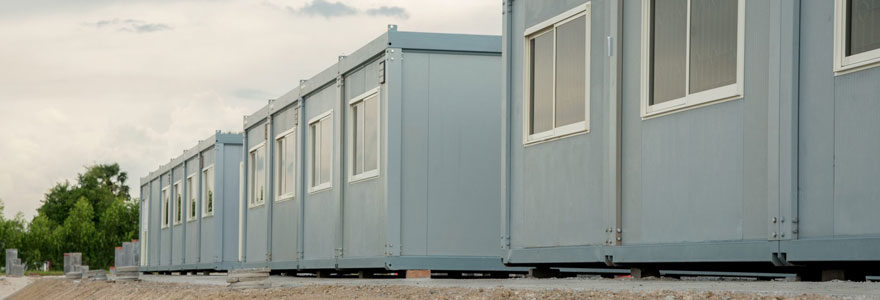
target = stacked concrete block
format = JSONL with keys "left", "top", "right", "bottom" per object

{"left": 5, "top": 249, "right": 25, "bottom": 277}
{"left": 114, "top": 240, "right": 141, "bottom": 270}
{"left": 114, "top": 247, "right": 123, "bottom": 270}
{"left": 79, "top": 265, "right": 90, "bottom": 279}
{"left": 121, "top": 242, "right": 130, "bottom": 266}
{"left": 131, "top": 240, "right": 140, "bottom": 267}
{"left": 226, "top": 269, "right": 270, "bottom": 289}
{"left": 88, "top": 269, "right": 107, "bottom": 281}
{"left": 63, "top": 253, "right": 83, "bottom": 279}
{"left": 5, "top": 249, "right": 15, "bottom": 274}
{"left": 63, "top": 253, "right": 82, "bottom": 274}
{"left": 115, "top": 266, "right": 140, "bottom": 281}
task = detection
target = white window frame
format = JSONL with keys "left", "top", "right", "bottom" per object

{"left": 834, "top": 0, "right": 880, "bottom": 75}
{"left": 161, "top": 186, "right": 169, "bottom": 228}
{"left": 173, "top": 180, "right": 183, "bottom": 225}
{"left": 275, "top": 127, "right": 297, "bottom": 202}
{"left": 248, "top": 142, "right": 267, "bottom": 208}
{"left": 186, "top": 175, "right": 197, "bottom": 222}
{"left": 523, "top": 4, "right": 591, "bottom": 145}
{"left": 639, "top": 0, "right": 745, "bottom": 118}
{"left": 348, "top": 87, "right": 381, "bottom": 183}
{"left": 202, "top": 165, "right": 215, "bottom": 217}
{"left": 308, "top": 109, "right": 334, "bottom": 193}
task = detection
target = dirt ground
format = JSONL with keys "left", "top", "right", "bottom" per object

{"left": 0, "top": 276, "right": 33, "bottom": 299}
{"left": 6, "top": 277, "right": 850, "bottom": 300}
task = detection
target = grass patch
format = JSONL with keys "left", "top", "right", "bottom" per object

{"left": 26, "top": 270, "right": 65, "bottom": 276}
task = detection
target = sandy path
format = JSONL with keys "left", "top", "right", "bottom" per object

{"left": 0, "top": 276, "right": 33, "bottom": 299}
{"left": 7, "top": 277, "right": 844, "bottom": 300}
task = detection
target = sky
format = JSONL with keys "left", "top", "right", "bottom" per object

{"left": 0, "top": 0, "right": 500, "bottom": 220}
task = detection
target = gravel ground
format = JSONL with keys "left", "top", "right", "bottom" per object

{"left": 0, "top": 276, "right": 33, "bottom": 299}
{"left": 7, "top": 274, "right": 878, "bottom": 299}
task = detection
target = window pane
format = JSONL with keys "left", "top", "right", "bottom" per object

{"left": 689, "top": 0, "right": 738, "bottom": 94}
{"left": 530, "top": 32, "right": 554, "bottom": 134}
{"left": 364, "top": 96, "right": 378, "bottom": 172}
{"left": 357, "top": 102, "right": 365, "bottom": 174}
{"left": 651, "top": 0, "right": 688, "bottom": 104}
{"left": 175, "top": 184, "right": 181, "bottom": 222}
{"left": 352, "top": 103, "right": 363, "bottom": 175}
{"left": 187, "top": 178, "right": 194, "bottom": 218}
{"left": 277, "top": 139, "right": 284, "bottom": 195}
{"left": 320, "top": 116, "right": 333, "bottom": 184}
{"left": 555, "top": 15, "right": 587, "bottom": 127}
{"left": 284, "top": 132, "right": 296, "bottom": 195}
{"left": 207, "top": 169, "right": 213, "bottom": 212}
{"left": 163, "top": 190, "right": 169, "bottom": 225}
{"left": 250, "top": 152, "right": 256, "bottom": 203}
{"left": 256, "top": 147, "right": 265, "bottom": 203}
{"left": 848, "top": 0, "right": 880, "bottom": 56}
{"left": 311, "top": 123, "right": 319, "bottom": 186}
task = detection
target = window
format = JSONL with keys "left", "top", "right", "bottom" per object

{"left": 173, "top": 181, "right": 182, "bottom": 225}
{"left": 162, "top": 187, "right": 169, "bottom": 228}
{"left": 249, "top": 143, "right": 266, "bottom": 208}
{"left": 349, "top": 88, "right": 380, "bottom": 181}
{"left": 202, "top": 165, "right": 215, "bottom": 217}
{"left": 523, "top": 4, "right": 590, "bottom": 144}
{"left": 275, "top": 127, "right": 297, "bottom": 201}
{"left": 309, "top": 110, "right": 333, "bottom": 193}
{"left": 834, "top": 0, "right": 880, "bottom": 74}
{"left": 640, "top": 0, "right": 744, "bottom": 117}
{"left": 186, "top": 176, "right": 196, "bottom": 221}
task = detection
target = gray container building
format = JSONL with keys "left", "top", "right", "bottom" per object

{"left": 238, "top": 25, "right": 517, "bottom": 273}
{"left": 140, "top": 132, "right": 243, "bottom": 272}
{"left": 501, "top": 0, "right": 880, "bottom": 279}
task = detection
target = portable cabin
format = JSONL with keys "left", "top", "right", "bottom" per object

{"left": 139, "top": 132, "right": 243, "bottom": 272}
{"left": 238, "top": 25, "right": 517, "bottom": 274}
{"left": 501, "top": 0, "right": 880, "bottom": 279}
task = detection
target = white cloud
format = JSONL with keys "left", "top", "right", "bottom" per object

{"left": 0, "top": 0, "right": 500, "bottom": 220}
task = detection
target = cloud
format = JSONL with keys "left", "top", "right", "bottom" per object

{"left": 291, "top": 0, "right": 357, "bottom": 18}
{"left": 0, "top": 0, "right": 501, "bottom": 220}
{"left": 366, "top": 6, "right": 409, "bottom": 19}
{"left": 86, "top": 18, "right": 173, "bottom": 33}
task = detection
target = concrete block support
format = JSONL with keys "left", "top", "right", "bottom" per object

{"left": 227, "top": 268, "right": 270, "bottom": 289}
{"left": 405, "top": 270, "right": 431, "bottom": 279}
{"left": 115, "top": 266, "right": 140, "bottom": 281}
{"left": 630, "top": 267, "right": 661, "bottom": 279}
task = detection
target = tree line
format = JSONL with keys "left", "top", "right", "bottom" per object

{"left": 0, "top": 163, "right": 139, "bottom": 271}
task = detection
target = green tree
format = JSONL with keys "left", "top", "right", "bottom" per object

{"left": 15, "top": 163, "right": 139, "bottom": 270}
{"left": 0, "top": 204, "right": 27, "bottom": 270}
{"left": 60, "top": 198, "right": 97, "bottom": 264}
{"left": 21, "top": 215, "right": 59, "bottom": 269}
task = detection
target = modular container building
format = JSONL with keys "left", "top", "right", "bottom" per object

{"left": 501, "top": 0, "right": 880, "bottom": 279}
{"left": 238, "top": 25, "right": 518, "bottom": 274}
{"left": 140, "top": 132, "right": 243, "bottom": 272}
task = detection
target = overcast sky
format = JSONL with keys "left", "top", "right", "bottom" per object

{"left": 0, "top": 0, "right": 500, "bottom": 220}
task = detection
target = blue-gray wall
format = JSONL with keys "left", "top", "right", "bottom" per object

{"left": 505, "top": 0, "right": 614, "bottom": 251}
{"left": 245, "top": 119, "right": 269, "bottom": 265}
{"left": 302, "top": 84, "right": 340, "bottom": 267}
{"left": 399, "top": 51, "right": 503, "bottom": 257}
{"left": 270, "top": 105, "right": 300, "bottom": 264}
{"left": 798, "top": 0, "right": 880, "bottom": 239}
{"left": 342, "top": 57, "right": 386, "bottom": 259}
{"left": 504, "top": 0, "right": 880, "bottom": 265}
{"left": 184, "top": 156, "right": 199, "bottom": 265}
{"left": 140, "top": 133, "right": 242, "bottom": 271}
